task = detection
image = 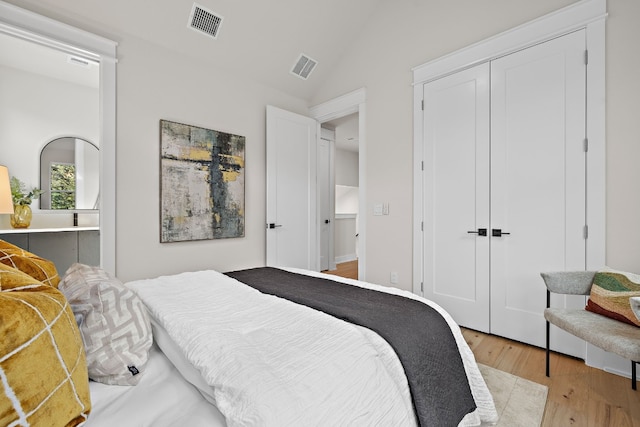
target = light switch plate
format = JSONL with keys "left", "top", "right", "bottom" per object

{"left": 390, "top": 271, "right": 399, "bottom": 284}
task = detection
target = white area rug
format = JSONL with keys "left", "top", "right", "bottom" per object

{"left": 479, "top": 364, "right": 548, "bottom": 426}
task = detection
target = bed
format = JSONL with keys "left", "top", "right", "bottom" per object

{"left": 0, "top": 240, "right": 497, "bottom": 427}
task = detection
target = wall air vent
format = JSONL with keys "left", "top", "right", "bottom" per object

{"left": 188, "top": 3, "right": 223, "bottom": 39}
{"left": 291, "top": 54, "right": 318, "bottom": 80}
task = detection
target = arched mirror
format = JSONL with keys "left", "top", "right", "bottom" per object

{"left": 40, "top": 137, "right": 99, "bottom": 210}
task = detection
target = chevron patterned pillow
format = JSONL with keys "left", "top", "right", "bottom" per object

{"left": 59, "top": 263, "right": 153, "bottom": 385}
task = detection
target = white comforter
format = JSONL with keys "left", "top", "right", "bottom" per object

{"left": 127, "top": 269, "right": 497, "bottom": 427}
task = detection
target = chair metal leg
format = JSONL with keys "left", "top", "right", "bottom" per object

{"left": 546, "top": 320, "right": 550, "bottom": 377}
{"left": 545, "top": 290, "right": 551, "bottom": 378}
{"left": 633, "top": 361, "right": 637, "bottom": 391}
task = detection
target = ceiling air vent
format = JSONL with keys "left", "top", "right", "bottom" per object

{"left": 67, "top": 55, "right": 91, "bottom": 68}
{"left": 291, "top": 54, "right": 317, "bottom": 80}
{"left": 188, "top": 3, "right": 223, "bottom": 39}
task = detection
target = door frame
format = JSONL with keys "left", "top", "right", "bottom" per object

{"left": 310, "top": 88, "right": 367, "bottom": 280}
{"left": 0, "top": 1, "right": 117, "bottom": 274}
{"left": 412, "top": 0, "right": 606, "bottom": 296}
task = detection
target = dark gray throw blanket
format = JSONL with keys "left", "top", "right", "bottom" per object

{"left": 225, "top": 267, "right": 476, "bottom": 427}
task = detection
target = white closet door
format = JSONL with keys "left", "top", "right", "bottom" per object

{"left": 490, "top": 30, "right": 586, "bottom": 349}
{"left": 422, "top": 63, "right": 491, "bottom": 332}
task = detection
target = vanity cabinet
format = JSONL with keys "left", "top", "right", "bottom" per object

{"left": 0, "top": 229, "right": 99, "bottom": 277}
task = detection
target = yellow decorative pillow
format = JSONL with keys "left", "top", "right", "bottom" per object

{"left": 0, "top": 263, "right": 91, "bottom": 426}
{"left": 0, "top": 239, "right": 60, "bottom": 288}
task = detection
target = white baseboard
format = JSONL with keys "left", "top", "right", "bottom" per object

{"left": 335, "top": 254, "right": 357, "bottom": 264}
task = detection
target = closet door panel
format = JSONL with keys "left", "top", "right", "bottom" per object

{"left": 422, "top": 63, "right": 490, "bottom": 332}
{"left": 490, "top": 30, "right": 586, "bottom": 350}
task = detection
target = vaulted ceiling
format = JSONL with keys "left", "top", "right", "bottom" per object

{"left": 5, "top": 0, "right": 384, "bottom": 101}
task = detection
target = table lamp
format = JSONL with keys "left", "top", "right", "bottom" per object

{"left": 0, "top": 165, "right": 14, "bottom": 214}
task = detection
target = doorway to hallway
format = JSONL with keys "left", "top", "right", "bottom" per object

{"left": 321, "top": 112, "right": 359, "bottom": 273}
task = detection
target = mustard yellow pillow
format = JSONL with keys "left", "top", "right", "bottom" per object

{"left": 0, "top": 263, "right": 91, "bottom": 426}
{"left": 0, "top": 239, "right": 60, "bottom": 288}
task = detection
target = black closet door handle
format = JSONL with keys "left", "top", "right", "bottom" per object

{"left": 492, "top": 229, "right": 511, "bottom": 237}
{"left": 467, "top": 228, "right": 487, "bottom": 236}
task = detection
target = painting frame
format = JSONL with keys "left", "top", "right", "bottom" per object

{"left": 159, "top": 119, "right": 245, "bottom": 243}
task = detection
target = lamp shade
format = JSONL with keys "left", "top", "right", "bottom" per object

{"left": 0, "top": 166, "right": 14, "bottom": 214}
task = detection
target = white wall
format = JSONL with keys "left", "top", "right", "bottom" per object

{"left": 12, "top": 0, "right": 639, "bottom": 289}
{"left": 335, "top": 185, "right": 359, "bottom": 215}
{"left": 605, "top": 0, "right": 640, "bottom": 273}
{"left": 335, "top": 148, "right": 358, "bottom": 187}
{"left": 0, "top": 65, "right": 99, "bottom": 211}
{"left": 115, "top": 36, "right": 309, "bottom": 282}
{"left": 334, "top": 216, "right": 357, "bottom": 263}
{"left": 308, "top": 0, "right": 640, "bottom": 291}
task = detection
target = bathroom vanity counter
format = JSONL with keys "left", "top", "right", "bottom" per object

{"left": 0, "top": 226, "right": 99, "bottom": 234}
{"left": 0, "top": 227, "right": 100, "bottom": 275}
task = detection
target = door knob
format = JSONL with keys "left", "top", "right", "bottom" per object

{"left": 492, "top": 229, "right": 511, "bottom": 237}
{"left": 467, "top": 228, "right": 487, "bottom": 236}
{"left": 324, "top": 219, "right": 330, "bottom": 224}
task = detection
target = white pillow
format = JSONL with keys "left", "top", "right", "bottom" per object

{"left": 149, "top": 317, "right": 217, "bottom": 405}
{"left": 59, "top": 263, "right": 153, "bottom": 385}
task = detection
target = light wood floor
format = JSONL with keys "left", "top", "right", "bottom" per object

{"left": 327, "top": 261, "right": 640, "bottom": 427}
{"left": 323, "top": 259, "right": 358, "bottom": 280}
{"left": 462, "top": 328, "right": 640, "bottom": 427}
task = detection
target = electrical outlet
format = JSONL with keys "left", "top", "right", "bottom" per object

{"left": 390, "top": 271, "right": 399, "bottom": 284}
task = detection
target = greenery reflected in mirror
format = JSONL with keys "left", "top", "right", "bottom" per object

{"left": 40, "top": 137, "right": 99, "bottom": 210}
{"left": 51, "top": 163, "right": 76, "bottom": 209}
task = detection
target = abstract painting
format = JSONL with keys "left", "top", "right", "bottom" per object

{"left": 160, "top": 120, "right": 245, "bottom": 242}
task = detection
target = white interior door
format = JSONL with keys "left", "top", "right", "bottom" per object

{"left": 490, "top": 30, "right": 587, "bottom": 351}
{"left": 266, "top": 105, "right": 318, "bottom": 270}
{"left": 318, "top": 137, "right": 332, "bottom": 271}
{"left": 422, "top": 63, "right": 491, "bottom": 333}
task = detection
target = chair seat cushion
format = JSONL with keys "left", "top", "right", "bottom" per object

{"left": 545, "top": 307, "right": 640, "bottom": 361}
